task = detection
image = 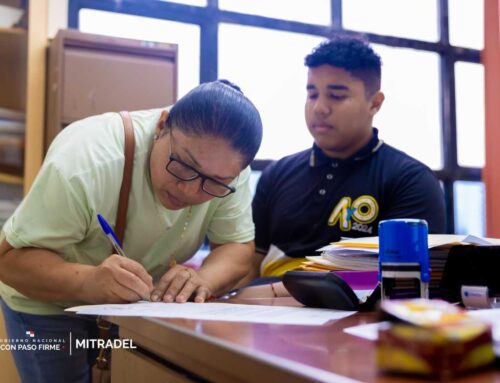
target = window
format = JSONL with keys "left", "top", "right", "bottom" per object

{"left": 455, "top": 61, "right": 485, "bottom": 168}
{"left": 449, "top": 0, "right": 484, "bottom": 49}
{"left": 159, "top": 0, "right": 206, "bottom": 5}
{"left": 343, "top": 0, "right": 439, "bottom": 42}
{"left": 219, "top": 24, "right": 323, "bottom": 160}
{"left": 219, "top": 0, "right": 331, "bottom": 25}
{"left": 71, "top": 0, "right": 485, "bottom": 234}
{"left": 374, "top": 44, "right": 442, "bottom": 169}
{"left": 79, "top": 9, "right": 200, "bottom": 98}
{"left": 454, "top": 181, "right": 485, "bottom": 236}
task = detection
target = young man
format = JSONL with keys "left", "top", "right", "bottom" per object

{"left": 244, "top": 36, "right": 445, "bottom": 294}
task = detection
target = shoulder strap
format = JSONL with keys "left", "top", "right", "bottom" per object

{"left": 95, "top": 111, "right": 135, "bottom": 367}
{"left": 115, "top": 111, "right": 135, "bottom": 246}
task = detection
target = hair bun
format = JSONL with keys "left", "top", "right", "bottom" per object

{"left": 217, "top": 79, "right": 243, "bottom": 94}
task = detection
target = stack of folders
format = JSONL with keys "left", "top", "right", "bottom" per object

{"left": 301, "top": 234, "right": 500, "bottom": 299}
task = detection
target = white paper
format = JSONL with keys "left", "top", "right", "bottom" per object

{"left": 462, "top": 234, "right": 500, "bottom": 246}
{"left": 329, "top": 234, "right": 500, "bottom": 250}
{"left": 317, "top": 244, "right": 378, "bottom": 253}
{"left": 321, "top": 251, "right": 378, "bottom": 271}
{"left": 66, "top": 302, "right": 355, "bottom": 326}
{"left": 354, "top": 289, "right": 375, "bottom": 302}
{"left": 260, "top": 244, "right": 286, "bottom": 275}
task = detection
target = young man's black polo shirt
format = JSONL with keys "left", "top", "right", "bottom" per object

{"left": 253, "top": 128, "right": 446, "bottom": 260}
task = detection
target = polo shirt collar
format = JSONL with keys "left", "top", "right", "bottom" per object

{"left": 309, "top": 128, "right": 384, "bottom": 168}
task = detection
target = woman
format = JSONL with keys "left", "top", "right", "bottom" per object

{"left": 0, "top": 80, "right": 262, "bottom": 382}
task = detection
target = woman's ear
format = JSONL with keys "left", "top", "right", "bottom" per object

{"left": 155, "top": 110, "right": 170, "bottom": 138}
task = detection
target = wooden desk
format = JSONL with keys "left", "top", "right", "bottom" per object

{"left": 109, "top": 298, "right": 500, "bottom": 383}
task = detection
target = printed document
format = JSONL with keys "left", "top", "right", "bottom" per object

{"left": 66, "top": 302, "right": 355, "bottom": 326}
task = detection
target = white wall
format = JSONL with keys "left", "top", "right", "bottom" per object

{"left": 48, "top": 0, "right": 68, "bottom": 38}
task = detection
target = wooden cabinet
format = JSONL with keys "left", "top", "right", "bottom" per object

{"left": 0, "top": 28, "right": 27, "bottom": 111}
{"left": 1, "top": 7, "right": 178, "bottom": 192}
{"left": 0, "top": 27, "right": 26, "bottom": 185}
{"left": 0, "top": 2, "right": 47, "bottom": 378}
{"left": 0, "top": 0, "right": 47, "bottom": 192}
{"left": 45, "top": 29, "right": 178, "bottom": 150}
{"left": 112, "top": 348, "right": 194, "bottom": 383}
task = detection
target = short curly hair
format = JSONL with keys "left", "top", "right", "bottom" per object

{"left": 305, "top": 35, "right": 382, "bottom": 96}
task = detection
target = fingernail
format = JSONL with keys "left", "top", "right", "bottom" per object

{"left": 164, "top": 294, "right": 173, "bottom": 302}
{"left": 151, "top": 294, "right": 159, "bottom": 302}
{"left": 177, "top": 295, "right": 185, "bottom": 302}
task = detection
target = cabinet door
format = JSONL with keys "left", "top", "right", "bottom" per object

{"left": 45, "top": 29, "right": 178, "bottom": 150}
{"left": 61, "top": 48, "right": 176, "bottom": 124}
{"left": 0, "top": 28, "right": 27, "bottom": 183}
{"left": 112, "top": 348, "right": 195, "bottom": 383}
{"left": 0, "top": 28, "right": 27, "bottom": 112}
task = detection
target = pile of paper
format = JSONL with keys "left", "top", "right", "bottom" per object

{"left": 311, "top": 246, "right": 378, "bottom": 271}
{"left": 300, "top": 234, "right": 500, "bottom": 298}
{"left": 302, "top": 234, "right": 499, "bottom": 272}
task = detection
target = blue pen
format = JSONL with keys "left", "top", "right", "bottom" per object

{"left": 97, "top": 214, "right": 127, "bottom": 257}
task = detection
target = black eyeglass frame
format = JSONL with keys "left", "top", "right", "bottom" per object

{"left": 165, "top": 130, "right": 237, "bottom": 198}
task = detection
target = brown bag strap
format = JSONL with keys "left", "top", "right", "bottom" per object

{"left": 93, "top": 111, "right": 135, "bottom": 372}
{"left": 115, "top": 111, "right": 135, "bottom": 245}
{"left": 92, "top": 112, "right": 135, "bottom": 381}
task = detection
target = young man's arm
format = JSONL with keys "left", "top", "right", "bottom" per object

{"left": 233, "top": 251, "right": 265, "bottom": 288}
{"left": 384, "top": 164, "right": 446, "bottom": 233}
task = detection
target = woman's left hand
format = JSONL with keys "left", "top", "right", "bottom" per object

{"left": 150, "top": 265, "right": 212, "bottom": 303}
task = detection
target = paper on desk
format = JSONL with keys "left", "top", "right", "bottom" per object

{"left": 66, "top": 302, "right": 355, "bottom": 326}
{"left": 326, "top": 234, "right": 500, "bottom": 251}
{"left": 462, "top": 234, "right": 500, "bottom": 246}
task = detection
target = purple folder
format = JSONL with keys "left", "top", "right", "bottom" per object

{"left": 333, "top": 270, "right": 379, "bottom": 291}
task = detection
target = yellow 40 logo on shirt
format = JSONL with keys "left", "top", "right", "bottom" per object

{"left": 327, "top": 195, "right": 379, "bottom": 233}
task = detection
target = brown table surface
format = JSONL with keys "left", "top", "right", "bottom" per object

{"left": 110, "top": 297, "right": 500, "bottom": 383}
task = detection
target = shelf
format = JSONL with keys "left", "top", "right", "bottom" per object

{"left": 0, "top": 106, "right": 24, "bottom": 121}
{"left": 0, "top": 27, "right": 27, "bottom": 112}
{"left": 0, "top": 27, "right": 26, "bottom": 36}
{"left": 0, "top": 171, "right": 23, "bottom": 185}
{"left": 0, "top": 108, "right": 25, "bottom": 181}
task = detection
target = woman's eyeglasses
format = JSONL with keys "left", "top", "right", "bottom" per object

{"left": 166, "top": 131, "right": 237, "bottom": 198}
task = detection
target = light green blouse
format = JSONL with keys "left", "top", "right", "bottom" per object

{"left": 0, "top": 108, "right": 254, "bottom": 315}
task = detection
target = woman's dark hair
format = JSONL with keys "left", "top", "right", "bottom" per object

{"left": 165, "top": 80, "right": 263, "bottom": 168}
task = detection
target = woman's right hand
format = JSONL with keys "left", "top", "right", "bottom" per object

{"left": 79, "top": 254, "right": 154, "bottom": 303}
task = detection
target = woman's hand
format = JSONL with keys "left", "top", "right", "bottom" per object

{"left": 80, "top": 254, "right": 154, "bottom": 303}
{"left": 151, "top": 265, "right": 212, "bottom": 303}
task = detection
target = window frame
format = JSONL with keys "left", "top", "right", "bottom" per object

{"left": 69, "top": 0, "right": 483, "bottom": 233}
